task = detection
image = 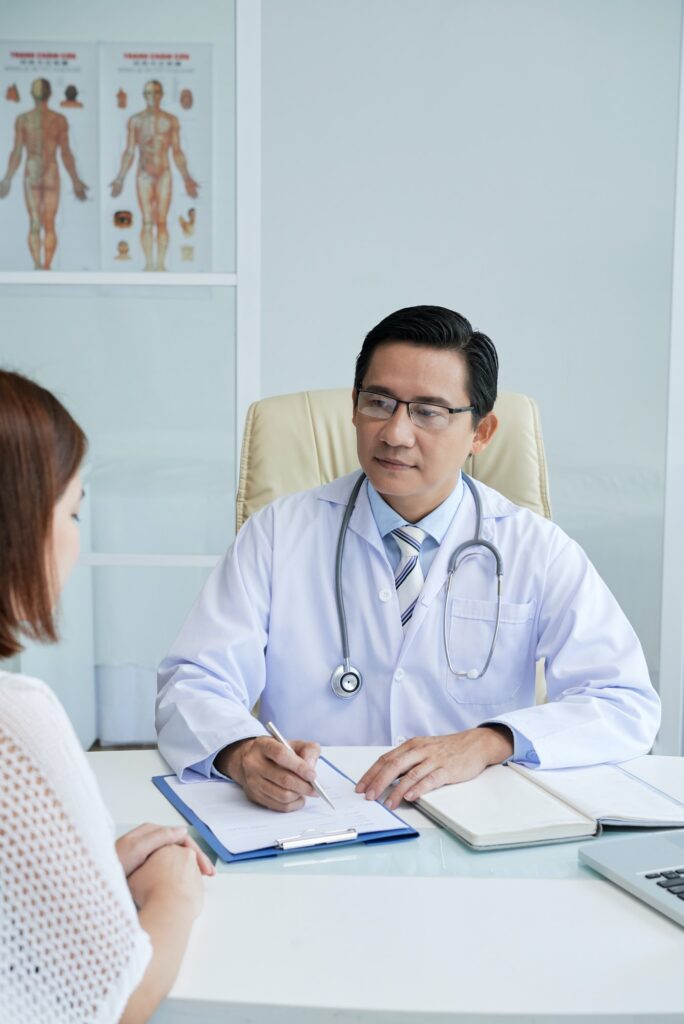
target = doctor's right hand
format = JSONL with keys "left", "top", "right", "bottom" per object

{"left": 216, "top": 736, "right": 321, "bottom": 812}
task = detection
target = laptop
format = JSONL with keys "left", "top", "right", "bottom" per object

{"left": 578, "top": 830, "right": 684, "bottom": 927}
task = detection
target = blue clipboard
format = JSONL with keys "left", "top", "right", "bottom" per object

{"left": 152, "top": 756, "right": 419, "bottom": 863}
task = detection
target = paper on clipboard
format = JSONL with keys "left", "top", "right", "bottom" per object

{"left": 163, "top": 759, "right": 404, "bottom": 854}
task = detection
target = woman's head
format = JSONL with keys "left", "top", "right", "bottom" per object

{"left": 0, "top": 371, "right": 87, "bottom": 659}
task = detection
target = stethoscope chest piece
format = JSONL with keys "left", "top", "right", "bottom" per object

{"left": 330, "top": 662, "right": 363, "bottom": 698}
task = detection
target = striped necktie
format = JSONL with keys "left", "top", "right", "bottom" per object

{"left": 392, "top": 525, "right": 428, "bottom": 628}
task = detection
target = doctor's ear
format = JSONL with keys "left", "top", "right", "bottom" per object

{"left": 471, "top": 412, "right": 498, "bottom": 455}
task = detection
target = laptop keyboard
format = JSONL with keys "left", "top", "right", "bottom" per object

{"left": 644, "top": 865, "right": 684, "bottom": 899}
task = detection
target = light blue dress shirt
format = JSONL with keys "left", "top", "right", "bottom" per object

{"left": 366, "top": 474, "right": 464, "bottom": 578}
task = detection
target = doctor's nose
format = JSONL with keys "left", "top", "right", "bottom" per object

{"left": 378, "top": 404, "right": 416, "bottom": 447}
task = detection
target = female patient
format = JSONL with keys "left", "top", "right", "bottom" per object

{"left": 0, "top": 369, "right": 214, "bottom": 1023}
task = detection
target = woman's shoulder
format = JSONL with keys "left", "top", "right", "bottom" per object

{"left": 0, "top": 669, "right": 86, "bottom": 777}
{"left": 0, "top": 669, "right": 70, "bottom": 731}
{"left": 0, "top": 668, "right": 60, "bottom": 699}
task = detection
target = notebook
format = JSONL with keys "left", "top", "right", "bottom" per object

{"left": 416, "top": 755, "right": 684, "bottom": 850}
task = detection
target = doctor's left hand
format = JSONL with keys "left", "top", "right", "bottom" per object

{"left": 355, "top": 727, "right": 514, "bottom": 811}
{"left": 116, "top": 823, "right": 216, "bottom": 877}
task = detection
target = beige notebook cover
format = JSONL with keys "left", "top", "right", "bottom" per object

{"left": 416, "top": 756, "right": 684, "bottom": 849}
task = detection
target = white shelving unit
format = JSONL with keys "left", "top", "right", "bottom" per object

{"left": 2, "top": 0, "right": 260, "bottom": 746}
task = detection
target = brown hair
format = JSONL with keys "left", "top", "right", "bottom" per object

{"left": 0, "top": 371, "right": 87, "bottom": 659}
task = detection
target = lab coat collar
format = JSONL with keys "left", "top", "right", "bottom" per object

{"left": 316, "top": 471, "right": 366, "bottom": 508}
{"left": 317, "top": 471, "right": 386, "bottom": 556}
{"left": 316, "top": 471, "right": 520, "bottom": 570}
{"left": 424, "top": 477, "right": 518, "bottom": 599}
{"left": 317, "top": 471, "right": 522, "bottom": 660}
{"left": 317, "top": 471, "right": 519, "bottom": 522}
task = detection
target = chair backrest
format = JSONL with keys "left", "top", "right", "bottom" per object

{"left": 236, "top": 388, "right": 551, "bottom": 530}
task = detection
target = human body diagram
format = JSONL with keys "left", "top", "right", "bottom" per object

{"left": 0, "top": 78, "right": 88, "bottom": 270}
{"left": 110, "top": 80, "right": 198, "bottom": 271}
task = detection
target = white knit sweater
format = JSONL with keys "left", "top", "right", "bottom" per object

{"left": 0, "top": 671, "right": 151, "bottom": 1023}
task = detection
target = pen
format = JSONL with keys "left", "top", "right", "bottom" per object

{"left": 265, "top": 721, "right": 336, "bottom": 810}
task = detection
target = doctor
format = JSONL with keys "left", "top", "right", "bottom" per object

{"left": 157, "top": 305, "right": 660, "bottom": 812}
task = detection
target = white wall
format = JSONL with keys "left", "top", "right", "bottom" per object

{"left": 261, "top": 0, "right": 682, "bottom": 683}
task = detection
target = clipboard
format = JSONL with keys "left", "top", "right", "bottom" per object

{"left": 152, "top": 756, "right": 419, "bottom": 863}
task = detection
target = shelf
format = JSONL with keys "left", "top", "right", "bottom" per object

{"left": 0, "top": 272, "right": 237, "bottom": 287}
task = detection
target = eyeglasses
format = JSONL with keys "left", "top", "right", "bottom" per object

{"left": 356, "top": 389, "right": 475, "bottom": 432}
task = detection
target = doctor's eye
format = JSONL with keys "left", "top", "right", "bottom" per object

{"left": 410, "top": 404, "right": 450, "bottom": 428}
{"left": 358, "top": 392, "right": 396, "bottom": 418}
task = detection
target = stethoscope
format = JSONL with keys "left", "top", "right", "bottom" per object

{"left": 330, "top": 472, "right": 504, "bottom": 698}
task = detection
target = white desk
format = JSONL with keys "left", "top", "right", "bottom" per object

{"left": 87, "top": 748, "right": 684, "bottom": 1024}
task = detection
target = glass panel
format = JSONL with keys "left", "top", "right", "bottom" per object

{"left": 217, "top": 822, "right": 605, "bottom": 880}
{"left": 0, "top": 285, "right": 235, "bottom": 553}
{"left": 93, "top": 565, "right": 214, "bottom": 745}
{"left": 215, "top": 806, "right": 654, "bottom": 879}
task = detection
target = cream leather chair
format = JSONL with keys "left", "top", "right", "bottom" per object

{"left": 236, "top": 388, "right": 551, "bottom": 706}
{"left": 236, "top": 388, "right": 551, "bottom": 530}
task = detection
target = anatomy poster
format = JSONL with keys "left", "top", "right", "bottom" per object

{"left": 0, "top": 42, "right": 98, "bottom": 271}
{"left": 100, "top": 44, "right": 212, "bottom": 273}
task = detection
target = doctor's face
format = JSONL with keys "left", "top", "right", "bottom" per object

{"left": 352, "top": 342, "right": 497, "bottom": 523}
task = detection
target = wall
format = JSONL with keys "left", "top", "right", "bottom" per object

{"left": 261, "top": 0, "right": 682, "bottom": 683}
{"left": 1, "top": 0, "right": 680, "bottom": 740}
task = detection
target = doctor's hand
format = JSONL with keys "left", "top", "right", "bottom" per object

{"left": 217, "top": 736, "right": 321, "bottom": 812}
{"left": 355, "top": 726, "right": 514, "bottom": 811}
{"left": 116, "top": 823, "right": 216, "bottom": 877}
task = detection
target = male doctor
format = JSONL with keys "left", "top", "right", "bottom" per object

{"left": 157, "top": 305, "right": 660, "bottom": 812}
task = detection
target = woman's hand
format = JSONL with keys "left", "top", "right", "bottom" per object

{"left": 116, "top": 822, "right": 215, "bottom": 878}
{"left": 127, "top": 843, "right": 206, "bottom": 918}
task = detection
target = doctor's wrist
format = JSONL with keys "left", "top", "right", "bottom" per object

{"left": 215, "top": 737, "right": 256, "bottom": 784}
{"left": 476, "top": 724, "right": 514, "bottom": 765}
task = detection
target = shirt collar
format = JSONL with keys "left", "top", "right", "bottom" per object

{"left": 366, "top": 472, "right": 465, "bottom": 544}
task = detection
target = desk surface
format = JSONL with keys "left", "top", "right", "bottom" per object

{"left": 87, "top": 747, "right": 684, "bottom": 1024}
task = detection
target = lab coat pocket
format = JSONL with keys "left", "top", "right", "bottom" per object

{"left": 444, "top": 597, "right": 537, "bottom": 705}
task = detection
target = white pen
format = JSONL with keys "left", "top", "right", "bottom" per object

{"left": 265, "top": 720, "right": 336, "bottom": 810}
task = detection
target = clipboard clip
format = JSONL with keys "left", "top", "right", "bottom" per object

{"left": 275, "top": 827, "right": 358, "bottom": 851}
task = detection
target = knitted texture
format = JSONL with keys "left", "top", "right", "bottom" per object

{"left": 0, "top": 673, "right": 151, "bottom": 1023}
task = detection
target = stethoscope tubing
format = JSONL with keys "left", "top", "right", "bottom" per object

{"left": 334, "top": 470, "right": 367, "bottom": 670}
{"left": 330, "top": 471, "right": 504, "bottom": 696}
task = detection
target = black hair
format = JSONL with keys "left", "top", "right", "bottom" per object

{"left": 354, "top": 305, "right": 498, "bottom": 424}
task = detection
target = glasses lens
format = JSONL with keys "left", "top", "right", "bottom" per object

{"left": 409, "top": 403, "right": 450, "bottom": 430}
{"left": 358, "top": 392, "right": 395, "bottom": 419}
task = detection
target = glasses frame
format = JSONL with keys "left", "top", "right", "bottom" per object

{"left": 356, "top": 389, "right": 475, "bottom": 428}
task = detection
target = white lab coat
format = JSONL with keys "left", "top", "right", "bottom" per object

{"left": 157, "top": 473, "right": 660, "bottom": 780}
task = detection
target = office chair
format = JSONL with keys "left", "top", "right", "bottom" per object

{"left": 236, "top": 388, "right": 551, "bottom": 704}
{"left": 237, "top": 388, "right": 551, "bottom": 530}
